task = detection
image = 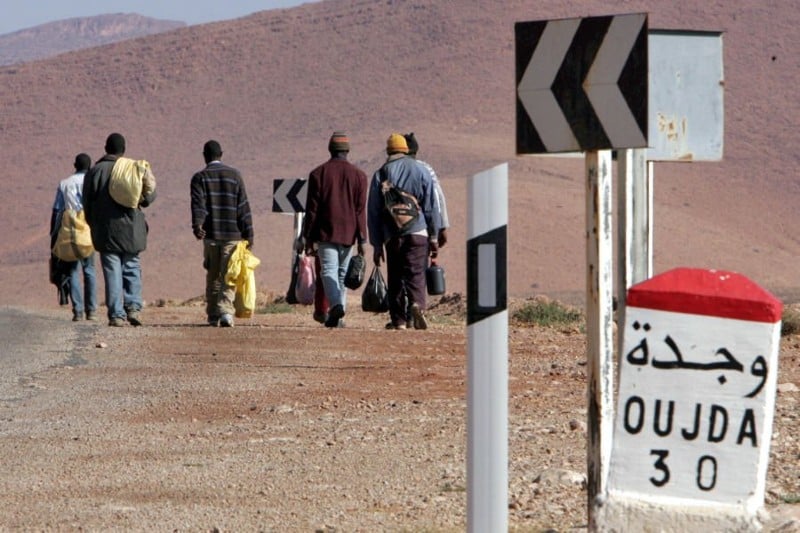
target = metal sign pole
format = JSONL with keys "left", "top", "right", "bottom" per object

{"left": 617, "top": 147, "right": 651, "bottom": 321}
{"left": 467, "top": 163, "right": 509, "bottom": 533}
{"left": 585, "top": 150, "right": 615, "bottom": 529}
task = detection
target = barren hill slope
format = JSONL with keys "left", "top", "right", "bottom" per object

{"left": 1, "top": 0, "right": 798, "bottom": 310}
{"left": 0, "top": 13, "right": 185, "bottom": 66}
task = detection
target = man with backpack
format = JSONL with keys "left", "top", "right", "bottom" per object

{"left": 83, "top": 133, "right": 157, "bottom": 327}
{"left": 50, "top": 153, "right": 97, "bottom": 321}
{"left": 367, "top": 133, "right": 440, "bottom": 330}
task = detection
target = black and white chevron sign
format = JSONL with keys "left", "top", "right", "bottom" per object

{"left": 515, "top": 13, "right": 648, "bottom": 154}
{"left": 272, "top": 178, "right": 307, "bottom": 213}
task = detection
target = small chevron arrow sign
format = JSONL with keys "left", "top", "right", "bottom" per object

{"left": 272, "top": 178, "right": 307, "bottom": 213}
{"left": 515, "top": 13, "right": 648, "bottom": 154}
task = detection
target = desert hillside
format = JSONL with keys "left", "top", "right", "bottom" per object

{"left": 0, "top": 13, "right": 185, "bottom": 66}
{"left": 1, "top": 0, "right": 798, "bottom": 309}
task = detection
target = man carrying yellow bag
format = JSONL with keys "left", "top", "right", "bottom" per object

{"left": 190, "top": 140, "right": 254, "bottom": 327}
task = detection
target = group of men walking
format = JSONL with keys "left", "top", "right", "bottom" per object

{"left": 52, "top": 130, "right": 448, "bottom": 330}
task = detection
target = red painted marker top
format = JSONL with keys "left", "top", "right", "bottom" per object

{"left": 627, "top": 267, "right": 783, "bottom": 323}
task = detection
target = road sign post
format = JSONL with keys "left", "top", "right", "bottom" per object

{"left": 585, "top": 150, "right": 615, "bottom": 527}
{"left": 516, "top": 14, "right": 649, "bottom": 530}
{"left": 273, "top": 178, "right": 309, "bottom": 279}
{"left": 601, "top": 268, "right": 782, "bottom": 531}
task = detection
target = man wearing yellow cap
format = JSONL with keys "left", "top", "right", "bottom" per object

{"left": 367, "top": 133, "right": 440, "bottom": 330}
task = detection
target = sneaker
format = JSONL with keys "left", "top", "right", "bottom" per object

{"left": 207, "top": 315, "right": 220, "bottom": 327}
{"left": 72, "top": 312, "right": 84, "bottom": 322}
{"left": 313, "top": 310, "right": 329, "bottom": 324}
{"left": 126, "top": 311, "right": 142, "bottom": 327}
{"left": 86, "top": 312, "right": 98, "bottom": 321}
{"left": 220, "top": 314, "right": 234, "bottom": 327}
{"left": 385, "top": 322, "right": 407, "bottom": 330}
{"left": 410, "top": 303, "right": 428, "bottom": 330}
{"left": 108, "top": 317, "right": 126, "bottom": 327}
{"left": 325, "top": 304, "right": 345, "bottom": 328}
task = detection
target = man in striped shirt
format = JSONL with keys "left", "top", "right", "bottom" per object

{"left": 190, "top": 140, "right": 254, "bottom": 327}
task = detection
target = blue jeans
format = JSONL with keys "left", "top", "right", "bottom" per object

{"left": 100, "top": 252, "right": 142, "bottom": 320}
{"left": 317, "top": 243, "right": 352, "bottom": 310}
{"left": 69, "top": 253, "right": 97, "bottom": 316}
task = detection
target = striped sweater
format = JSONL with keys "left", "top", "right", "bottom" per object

{"left": 190, "top": 161, "right": 254, "bottom": 243}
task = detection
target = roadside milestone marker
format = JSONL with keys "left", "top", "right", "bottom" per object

{"left": 601, "top": 268, "right": 783, "bottom": 531}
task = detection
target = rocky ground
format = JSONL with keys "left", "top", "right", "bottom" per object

{"left": 0, "top": 297, "right": 797, "bottom": 531}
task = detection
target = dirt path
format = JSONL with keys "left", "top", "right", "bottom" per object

{"left": 0, "top": 304, "right": 797, "bottom": 531}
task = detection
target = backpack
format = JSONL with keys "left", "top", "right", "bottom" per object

{"left": 380, "top": 167, "right": 419, "bottom": 233}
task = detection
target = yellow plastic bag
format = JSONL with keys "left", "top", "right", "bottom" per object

{"left": 109, "top": 157, "right": 156, "bottom": 208}
{"left": 52, "top": 209, "right": 94, "bottom": 261}
{"left": 225, "top": 241, "right": 260, "bottom": 318}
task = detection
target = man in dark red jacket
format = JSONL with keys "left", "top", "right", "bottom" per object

{"left": 302, "top": 132, "right": 368, "bottom": 328}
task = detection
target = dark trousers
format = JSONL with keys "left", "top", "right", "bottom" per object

{"left": 385, "top": 234, "right": 428, "bottom": 325}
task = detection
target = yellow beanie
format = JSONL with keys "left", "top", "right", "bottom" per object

{"left": 386, "top": 133, "right": 409, "bottom": 154}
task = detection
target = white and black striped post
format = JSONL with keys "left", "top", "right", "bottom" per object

{"left": 467, "top": 163, "right": 508, "bottom": 533}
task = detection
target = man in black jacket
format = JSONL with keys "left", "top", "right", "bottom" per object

{"left": 83, "top": 133, "right": 157, "bottom": 327}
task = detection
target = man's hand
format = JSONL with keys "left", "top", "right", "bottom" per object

{"left": 246, "top": 240, "right": 253, "bottom": 250}
{"left": 193, "top": 226, "right": 206, "bottom": 240}
{"left": 373, "top": 247, "right": 384, "bottom": 266}
{"left": 429, "top": 239, "right": 439, "bottom": 259}
{"left": 437, "top": 228, "right": 448, "bottom": 248}
{"left": 357, "top": 242, "right": 365, "bottom": 257}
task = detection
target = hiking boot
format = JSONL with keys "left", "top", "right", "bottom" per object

{"left": 207, "top": 315, "right": 220, "bottom": 327}
{"left": 86, "top": 312, "right": 98, "bottom": 321}
{"left": 385, "top": 322, "right": 407, "bottom": 330}
{"left": 220, "top": 314, "right": 234, "bottom": 328}
{"left": 126, "top": 311, "right": 142, "bottom": 327}
{"left": 313, "top": 310, "right": 329, "bottom": 324}
{"left": 410, "top": 303, "right": 428, "bottom": 330}
{"left": 108, "top": 317, "right": 126, "bottom": 327}
{"left": 325, "top": 304, "right": 345, "bottom": 328}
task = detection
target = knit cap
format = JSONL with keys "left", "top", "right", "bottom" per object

{"left": 386, "top": 133, "right": 408, "bottom": 154}
{"left": 328, "top": 131, "right": 350, "bottom": 152}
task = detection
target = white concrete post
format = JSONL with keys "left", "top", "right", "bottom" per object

{"left": 601, "top": 268, "right": 783, "bottom": 531}
{"left": 467, "top": 163, "right": 509, "bottom": 533}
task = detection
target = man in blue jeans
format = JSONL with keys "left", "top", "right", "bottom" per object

{"left": 83, "top": 133, "right": 157, "bottom": 327}
{"left": 50, "top": 153, "right": 97, "bottom": 321}
{"left": 302, "top": 132, "right": 368, "bottom": 328}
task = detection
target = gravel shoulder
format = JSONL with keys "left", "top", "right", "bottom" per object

{"left": 0, "top": 303, "right": 797, "bottom": 531}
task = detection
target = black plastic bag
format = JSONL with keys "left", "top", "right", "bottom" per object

{"left": 361, "top": 266, "right": 389, "bottom": 313}
{"left": 285, "top": 252, "right": 300, "bottom": 304}
{"left": 49, "top": 254, "right": 72, "bottom": 305}
{"left": 344, "top": 254, "right": 366, "bottom": 290}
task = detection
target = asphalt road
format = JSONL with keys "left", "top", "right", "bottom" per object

{"left": 0, "top": 306, "right": 91, "bottom": 405}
